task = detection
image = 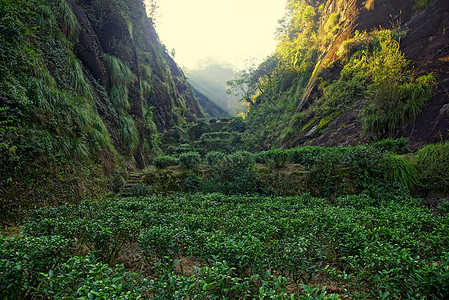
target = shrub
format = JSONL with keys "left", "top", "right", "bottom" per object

{"left": 187, "top": 119, "right": 210, "bottom": 140}
{"left": 111, "top": 171, "right": 126, "bottom": 193}
{"left": 184, "top": 173, "right": 203, "bottom": 193}
{"left": 153, "top": 155, "right": 179, "bottom": 169}
{"left": 204, "top": 151, "right": 258, "bottom": 195}
{"left": 166, "top": 143, "right": 193, "bottom": 155}
{"left": 438, "top": 200, "right": 449, "bottom": 214}
{"left": 37, "top": 255, "right": 148, "bottom": 298}
{"left": 361, "top": 31, "right": 435, "bottom": 136}
{"left": 414, "top": 141, "right": 449, "bottom": 193}
{"left": 179, "top": 151, "right": 201, "bottom": 169}
{"left": 255, "top": 149, "right": 289, "bottom": 168}
{"left": 0, "top": 235, "right": 76, "bottom": 298}
{"left": 228, "top": 117, "right": 246, "bottom": 132}
{"left": 371, "top": 138, "right": 409, "bottom": 154}
{"left": 334, "top": 194, "right": 376, "bottom": 209}
{"left": 139, "top": 225, "right": 187, "bottom": 265}
{"left": 206, "top": 151, "right": 226, "bottom": 167}
{"left": 288, "top": 146, "right": 326, "bottom": 167}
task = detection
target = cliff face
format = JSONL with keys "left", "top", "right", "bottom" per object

{"left": 307, "top": 0, "right": 449, "bottom": 149}
{"left": 246, "top": 0, "right": 449, "bottom": 150}
{"left": 0, "top": 0, "right": 202, "bottom": 218}
{"left": 400, "top": 0, "right": 449, "bottom": 148}
{"left": 71, "top": 0, "right": 202, "bottom": 161}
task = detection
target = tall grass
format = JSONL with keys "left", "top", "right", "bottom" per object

{"left": 69, "top": 58, "right": 92, "bottom": 100}
{"left": 119, "top": 113, "right": 139, "bottom": 155}
{"left": 384, "top": 155, "right": 417, "bottom": 192}
{"left": 362, "top": 73, "right": 435, "bottom": 136}
{"left": 105, "top": 54, "right": 135, "bottom": 86}
{"left": 57, "top": 0, "right": 80, "bottom": 39}
{"left": 71, "top": 137, "right": 90, "bottom": 161}
{"left": 414, "top": 141, "right": 449, "bottom": 193}
{"left": 27, "top": 77, "right": 54, "bottom": 113}
{"left": 110, "top": 85, "right": 130, "bottom": 111}
{"left": 72, "top": 98, "right": 112, "bottom": 152}
{"left": 358, "top": 31, "right": 434, "bottom": 136}
{"left": 141, "top": 80, "right": 152, "bottom": 98}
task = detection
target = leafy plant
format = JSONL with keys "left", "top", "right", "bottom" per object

{"left": 414, "top": 141, "right": 449, "bottom": 193}
{"left": 0, "top": 235, "right": 76, "bottom": 298}
{"left": 255, "top": 149, "right": 289, "bottom": 169}
{"left": 153, "top": 155, "right": 179, "bottom": 169}
{"left": 126, "top": 184, "right": 155, "bottom": 197}
{"left": 38, "top": 255, "right": 148, "bottom": 299}
{"left": 139, "top": 225, "right": 187, "bottom": 266}
{"left": 361, "top": 31, "right": 435, "bottom": 136}
{"left": 179, "top": 151, "right": 201, "bottom": 169}
{"left": 371, "top": 137, "right": 409, "bottom": 154}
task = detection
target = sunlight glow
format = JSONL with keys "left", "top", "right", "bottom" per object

{"left": 151, "top": 0, "right": 286, "bottom": 70}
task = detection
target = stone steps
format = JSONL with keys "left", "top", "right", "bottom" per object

{"left": 120, "top": 172, "right": 146, "bottom": 196}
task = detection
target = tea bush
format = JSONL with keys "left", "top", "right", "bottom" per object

{"left": 153, "top": 155, "right": 179, "bottom": 169}
{"left": 125, "top": 184, "right": 156, "bottom": 197}
{"left": 0, "top": 235, "right": 76, "bottom": 298}
{"left": 371, "top": 137, "right": 409, "bottom": 154}
{"left": 38, "top": 255, "right": 149, "bottom": 299}
{"left": 203, "top": 150, "right": 259, "bottom": 194}
{"left": 3, "top": 192, "right": 449, "bottom": 298}
{"left": 178, "top": 151, "right": 201, "bottom": 169}
{"left": 255, "top": 148, "right": 289, "bottom": 169}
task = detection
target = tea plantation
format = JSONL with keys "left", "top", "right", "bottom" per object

{"left": 2, "top": 192, "right": 448, "bottom": 299}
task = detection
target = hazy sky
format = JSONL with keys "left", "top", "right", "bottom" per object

{"left": 151, "top": 0, "right": 286, "bottom": 70}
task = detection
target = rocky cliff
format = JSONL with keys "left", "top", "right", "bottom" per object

{"left": 0, "top": 0, "right": 202, "bottom": 218}
{"left": 245, "top": 0, "right": 449, "bottom": 151}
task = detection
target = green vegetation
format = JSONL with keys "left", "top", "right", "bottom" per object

{"left": 313, "top": 30, "right": 436, "bottom": 138}
{"left": 2, "top": 192, "right": 448, "bottom": 298}
{"left": 179, "top": 151, "right": 201, "bottom": 169}
{"left": 360, "top": 31, "right": 435, "bottom": 136}
{"left": 141, "top": 141, "right": 449, "bottom": 199}
{"left": 414, "top": 141, "right": 449, "bottom": 194}
{"left": 1, "top": 0, "right": 448, "bottom": 298}
{"left": 227, "top": 0, "right": 436, "bottom": 149}
{"left": 0, "top": 0, "right": 117, "bottom": 220}
{"left": 414, "top": 0, "right": 436, "bottom": 11}
{"left": 105, "top": 54, "right": 136, "bottom": 87}
{"left": 0, "top": 0, "right": 203, "bottom": 220}
{"left": 153, "top": 155, "right": 180, "bottom": 169}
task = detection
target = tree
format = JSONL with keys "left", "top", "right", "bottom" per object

{"left": 252, "top": 55, "right": 279, "bottom": 93}
{"left": 226, "top": 68, "right": 258, "bottom": 104}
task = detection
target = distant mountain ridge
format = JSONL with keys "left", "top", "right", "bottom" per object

{"left": 186, "top": 63, "right": 247, "bottom": 115}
